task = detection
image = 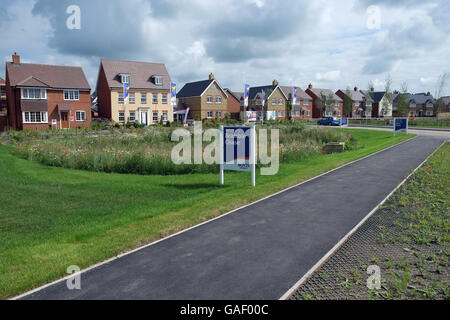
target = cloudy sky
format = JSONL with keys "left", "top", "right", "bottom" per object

{"left": 1, "top": 0, "right": 449, "bottom": 96}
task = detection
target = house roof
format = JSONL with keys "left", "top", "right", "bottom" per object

{"left": 279, "top": 86, "right": 312, "bottom": 100}
{"left": 177, "top": 79, "right": 213, "bottom": 98}
{"left": 0, "top": 77, "right": 5, "bottom": 85}
{"left": 248, "top": 85, "right": 287, "bottom": 100}
{"left": 307, "top": 88, "right": 343, "bottom": 102}
{"left": 410, "top": 93, "right": 435, "bottom": 104}
{"left": 6, "top": 62, "right": 90, "bottom": 90}
{"left": 225, "top": 89, "right": 243, "bottom": 102}
{"left": 100, "top": 59, "right": 170, "bottom": 90}
{"left": 338, "top": 89, "right": 365, "bottom": 102}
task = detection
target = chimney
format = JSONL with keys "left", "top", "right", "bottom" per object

{"left": 209, "top": 73, "right": 214, "bottom": 80}
{"left": 12, "top": 52, "right": 20, "bottom": 64}
{"left": 354, "top": 87, "right": 358, "bottom": 91}
{"left": 272, "top": 79, "right": 279, "bottom": 86}
{"left": 308, "top": 83, "right": 312, "bottom": 89}
{"left": 426, "top": 91, "right": 430, "bottom": 96}
{"left": 370, "top": 87, "right": 374, "bottom": 92}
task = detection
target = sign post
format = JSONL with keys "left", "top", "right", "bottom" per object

{"left": 394, "top": 118, "right": 408, "bottom": 136}
{"left": 220, "top": 125, "right": 256, "bottom": 187}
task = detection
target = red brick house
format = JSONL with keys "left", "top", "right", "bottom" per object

{"left": 0, "top": 77, "right": 7, "bottom": 131}
{"left": 279, "top": 86, "right": 313, "bottom": 119}
{"left": 5, "top": 53, "right": 91, "bottom": 130}
{"left": 224, "top": 88, "right": 242, "bottom": 120}
{"left": 336, "top": 87, "right": 371, "bottom": 118}
{"left": 305, "top": 84, "right": 343, "bottom": 118}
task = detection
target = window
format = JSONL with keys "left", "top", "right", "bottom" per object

{"left": 295, "top": 111, "right": 300, "bottom": 116}
{"left": 272, "top": 99, "right": 276, "bottom": 105}
{"left": 162, "top": 112, "right": 168, "bottom": 121}
{"left": 75, "top": 111, "right": 86, "bottom": 121}
{"left": 278, "top": 111, "right": 284, "bottom": 117}
{"left": 21, "top": 88, "right": 46, "bottom": 100}
{"left": 153, "top": 112, "right": 159, "bottom": 122}
{"left": 121, "top": 74, "right": 130, "bottom": 84}
{"left": 409, "top": 103, "right": 416, "bottom": 109}
{"left": 162, "top": 94, "right": 168, "bottom": 104}
{"left": 303, "top": 99, "right": 309, "bottom": 105}
{"left": 306, "top": 110, "right": 311, "bottom": 116}
{"left": 64, "top": 90, "right": 79, "bottom": 101}
{"left": 154, "top": 76, "right": 163, "bottom": 86}
{"left": 129, "top": 112, "right": 136, "bottom": 122}
{"left": 215, "top": 96, "right": 222, "bottom": 104}
{"left": 152, "top": 94, "right": 158, "bottom": 103}
{"left": 335, "top": 101, "right": 339, "bottom": 107}
{"left": 426, "top": 103, "right": 433, "bottom": 108}
{"left": 129, "top": 93, "right": 135, "bottom": 103}
{"left": 23, "top": 111, "right": 47, "bottom": 123}
{"left": 118, "top": 112, "right": 125, "bottom": 122}
{"left": 141, "top": 93, "right": 147, "bottom": 104}
{"left": 206, "top": 96, "right": 213, "bottom": 104}
{"left": 118, "top": 93, "right": 124, "bottom": 103}
{"left": 207, "top": 111, "right": 213, "bottom": 118}
{"left": 216, "top": 111, "right": 222, "bottom": 119}
{"left": 278, "top": 99, "right": 283, "bottom": 105}
{"left": 425, "top": 111, "right": 433, "bottom": 116}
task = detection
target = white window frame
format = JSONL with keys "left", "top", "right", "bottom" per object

{"left": 216, "top": 111, "right": 222, "bottom": 118}
{"left": 409, "top": 103, "right": 416, "bottom": 109}
{"left": 75, "top": 110, "right": 86, "bottom": 122}
{"left": 303, "top": 99, "right": 309, "bottom": 105}
{"left": 121, "top": 74, "right": 130, "bottom": 84}
{"left": 162, "top": 94, "right": 168, "bottom": 104}
{"left": 271, "top": 99, "right": 276, "bottom": 105}
{"left": 278, "top": 111, "right": 284, "bottom": 117}
{"left": 425, "top": 110, "right": 433, "bottom": 116}
{"left": 152, "top": 94, "right": 158, "bottom": 104}
{"left": 129, "top": 92, "right": 135, "bottom": 103}
{"left": 152, "top": 112, "right": 159, "bottom": 122}
{"left": 426, "top": 103, "right": 433, "bottom": 108}
{"left": 129, "top": 112, "right": 136, "bottom": 122}
{"left": 64, "top": 90, "right": 79, "bottom": 101}
{"left": 206, "top": 96, "right": 213, "bottom": 104}
{"left": 278, "top": 99, "right": 283, "bottom": 105}
{"left": 207, "top": 111, "right": 213, "bottom": 118}
{"left": 154, "top": 76, "right": 163, "bottom": 86}
{"left": 215, "top": 96, "right": 222, "bottom": 104}
{"left": 162, "top": 112, "right": 168, "bottom": 121}
{"left": 141, "top": 93, "right": 147, "bottom": 104}
{"left": 118, "top": 93, "right": 124, "bottom": 103}
{"left": 118, "top": 112, "right": 125, "bottom": 122}
{"left": 22, "top": 111, "right": 48, "bottom": 123}
{"left": 21, "top": 88, "right": 47, "bottom": 100}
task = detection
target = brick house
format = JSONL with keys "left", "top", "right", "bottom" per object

{"left": 5, "top": 52, "right": 91, "bottom": 130}
{"left": 96, "top": 59, "right": 173, "bottom": 125}
{"left": 336, "top": 87, "right": 371, "bottom": 118}
{"left": 279, "top": 86, "right": 313, "bottom": 119}
{"left": 176, "top": 73, "right": 228, "bottom": 121}
{"left": 224, "top": 88, "right": 242, "bottom": 120}
{"left": 440, "top": 96, "right": 450, "bottom": 114}
{"left": 305, "top": 84, "right": 343, "bottom": 118}
{"left": 359, "top": 89, "right": 395, "bottom": 118}
{"left": 407, "top": 93, "right": 435, "bottom": 117}
{"left": 0, "top": 77, "right": 7, "bottom": 131}
{"left": 247, "top": 80, "right": 288, "bottom": 120}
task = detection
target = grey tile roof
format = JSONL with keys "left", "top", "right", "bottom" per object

{"left": 338, "top": 89, "right": 365, "bottom": 101}
{"left": 101, "top": 59, "right": 170, "bottom": 90}
{"left": 279, "top": 86, "right": 313, "bottom": 100}
{"left": 248, "top": 85, "right": 277, "bottom": 100}
{"left": 307, "top": 88, "right": 343, "bottom": 102}
{"left": 177, "top": 79, "right": 213, "bottom": 98}
{"left": 6, "top": 62, "right": 90, "bottom": 90}
{"left": 409, "top": 93, "right": 435, "bottom": 104}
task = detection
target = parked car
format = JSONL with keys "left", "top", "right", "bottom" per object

{"left": 317, "top": 117, "right": 340, "bottom": 126}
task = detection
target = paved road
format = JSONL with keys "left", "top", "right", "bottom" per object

{"left": 21, "top": 135, "right": 445, "bottom": 300}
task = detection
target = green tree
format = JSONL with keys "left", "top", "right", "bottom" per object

{"left": 343, "top": 87, "right": 353, "bottom": 117}
{"left": 434, "top": 73, "right": 447, "bottom": 115}
{"left": 396, "top": 82, "right": 410, "bottom": 117}
{"left": 380, "top": 75, "right": 393, "bottom": 117}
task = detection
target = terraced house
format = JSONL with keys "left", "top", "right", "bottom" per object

{"left": 96, "top": 59, "right": 173, "bottom": 125}
{"left": 305, "top": 84, "right": 343, "bottom": 118}
{"left": 5, "top": 52, "right": 91, "bottom": 130}
{"left": 176, "top": 73, "right": 228, "bottom": 121}
{"left": 247, "top": 80, "right": 288, "bottom": 120}
{"left": 280, "top": 86, "right": 313, "bottom": 119}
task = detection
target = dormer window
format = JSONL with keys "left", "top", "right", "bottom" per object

{"left": 120, "top": 74, "right": 130, "bottom": 84}
{"left": 154, "top": 76, "right": 163, "bottom": 86}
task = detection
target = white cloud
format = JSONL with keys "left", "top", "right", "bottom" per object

{"left": 315, "top": 71, "right": 341, "bottom": 82}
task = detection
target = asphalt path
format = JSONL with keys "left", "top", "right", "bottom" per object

{"left": 20, "top": 135, "right": 445, "bottom": 300}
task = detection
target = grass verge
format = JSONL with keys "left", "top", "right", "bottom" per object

{"left": 0, "top": 129, "right": 412, "bottom": 299}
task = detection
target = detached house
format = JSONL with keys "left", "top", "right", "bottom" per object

{"left": 359, "top": 89, "right": 394, "bottom": 118}
{"left": 408, "top": 93, "right": 435, "bottom": 117}
{"left": 336, "top": 87, "right": 370, "bottom": 118}
{"left": 305, "top": 84, "right": 343, "bottom": 118}
{"left": 176, "top": 73, "right": 228, "bottom": 121}
{"left": 440, "top": 97, "right": 450, "bottom": 114}
{"left": 279, "top": 86, "right": 313, "bottom": 119}
{"left": 6, "top": 52, "right": 91, "bottom": 130}
{"left": 96, "top": 59, "right": 173, "bottom": 125}
{"left": 247, "top": 80, "right": 288, "bottom": 120}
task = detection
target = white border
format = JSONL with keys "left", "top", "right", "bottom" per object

{"left": 12, "top": 135, "right": 418, "bottom": 300}
{"left": 280, "top": 139, "right": 446, "bottom": 300}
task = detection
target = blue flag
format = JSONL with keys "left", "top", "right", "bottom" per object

{"left": 171, "top": 82, "right": 177, "bottom": 106}
{"left": 123, "top": 83, "right": 130, "bottom": 104}
{"left": 293, "top": 86, "right": 298, "bottom": 105}
{"left": 244, "top": 84, "right": 250, "bottom": 107}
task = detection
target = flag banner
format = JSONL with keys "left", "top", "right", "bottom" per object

{"left": 293, "top": 86, "right": 298, "bottom": 105}
{"left": 244, "top": 84, "right": 250, "bottom": 107}
{"left": 183, "top": 107, "right": 190, "bottom": 124}
{"left": 123, "top": 83, "right": 130, "bottom": 104}
{"left": 171, "top": 83, "right": 177, "bottom": 106}
{"left": 261, "top": 89, "right": 265, "bottom": 106}
{"left": 244, "top": 111, "right": 257, "bottom": 121}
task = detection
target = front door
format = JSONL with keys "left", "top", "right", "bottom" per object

{"left": 61, "top": 112, "right": 69, "bottom": 129}
{"left": 140, "top": 111, "right": 148, "bottom": 126}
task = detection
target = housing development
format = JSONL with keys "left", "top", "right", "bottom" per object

{"left": 0, "top": 0, "right": 449, "bottom": 314}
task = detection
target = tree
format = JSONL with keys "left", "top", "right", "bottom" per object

{"left": 343, "top": 87, "right": 353, "bottom": 117}
{"left": 380, "top": 75, "right": 393, "bottom": 117}
{"left": 434, "top": 73, "right": 447, "bottom": 115}
{"left": 396, "top": 82, "right": 409, "bottom": 117}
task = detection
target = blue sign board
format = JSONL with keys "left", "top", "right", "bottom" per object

{"left": 223, "top": 126, "right": 251, "bottom": 172}
{"left": 394, "top": 118, "right": 408, "bottom": 135}
{"left": 341, "top": 117, "right": 348, "bottom": 127}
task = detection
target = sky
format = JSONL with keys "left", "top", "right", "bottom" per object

{"left": 1, "top": 0, "right": 449, "bottom": 96}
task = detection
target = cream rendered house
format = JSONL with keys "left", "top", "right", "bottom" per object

{"left": 96, "top": 59, "right": 173, "bottom": 125}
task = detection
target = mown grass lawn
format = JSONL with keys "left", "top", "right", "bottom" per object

{"left": 0, "top": 129, "right": 413, "bottom": 299}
